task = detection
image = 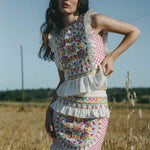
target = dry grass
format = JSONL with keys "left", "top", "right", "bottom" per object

{"left": 0, "top": 102, "right": 149, "bottom": 150}
{"left": 104, "top": 108, "right": 150, "bottom": 150}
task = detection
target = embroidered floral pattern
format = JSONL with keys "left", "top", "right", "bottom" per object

{"left": 53, "top": 111, "right": 109, "bottom": 149}
{"left": 59, "top": 96, "right": 108, "bottom": 104}
{"left": 55, "top": 98, "right": 108, "bottom": 109}
{"left": 53, "top": 14, "right": 91, "bottom": 75}
{"left": 68, "top": 67, "right": 100, "bottom": 80}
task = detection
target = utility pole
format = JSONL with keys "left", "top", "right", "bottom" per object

{"left": 18, "top": 45, "right": 25, "bottom": 112}
{"left": 20, "top": 45, "right": 24, "bottom": 106}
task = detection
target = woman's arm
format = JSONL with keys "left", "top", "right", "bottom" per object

{"left": 45, "top": 68, "right": 64, "bottom": 138}
{"left": 91, "top": 13, "right": 141, "bottom": 61}
{"left": 50, "top": 68, "right": 65, "bottom": 104}
{"left": 91, "top": 13, "right": 141, "bottom": 75}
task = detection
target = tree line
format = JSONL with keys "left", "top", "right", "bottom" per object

{"left": 0, "top": 87, "right": 150, "bottom": 103}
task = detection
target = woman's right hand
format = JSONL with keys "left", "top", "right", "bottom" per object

{"left": 45, "top": 106, "right": 57, "bottom": 139}
{"left": 101, "top": 54, "right": 114, "bottom": 76}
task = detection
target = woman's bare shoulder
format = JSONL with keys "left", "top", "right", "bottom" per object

{"left": 90, "top": 13, "right": 106, "bottom": 27}
{"left": 90, "top": 13, "right": 106, "bottom": 34}
{"left": 90, "top": 13, "right": 141, "bottom": 35}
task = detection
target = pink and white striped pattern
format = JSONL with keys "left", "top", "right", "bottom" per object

{"left": 92, "top": 28, "right": 106, "bottom": 67}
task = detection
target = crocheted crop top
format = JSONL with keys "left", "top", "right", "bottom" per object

{"left": 48, "top": 9, "right": 112, "bottom": 97}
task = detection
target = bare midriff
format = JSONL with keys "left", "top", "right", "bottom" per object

{"left": 96, "top": 84, "right": 105, "bottom": 91}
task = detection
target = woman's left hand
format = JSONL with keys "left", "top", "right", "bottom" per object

{"left": 101, "top": 54, "right": 114, "bottom": 76}
{"left": 45, "top": 106, "right": 57, "bottom": 139}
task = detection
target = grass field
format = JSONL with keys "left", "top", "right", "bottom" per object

{"left": 0, "top": 101, "right": 149, "bottom": 150}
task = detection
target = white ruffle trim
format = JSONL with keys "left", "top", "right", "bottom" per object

{"left": 56, "top": 64, "right": 108, "bottom": 97}
{"left": 84, "top": 9, "right": 96, "bottom": 71}
{"left": 48, "top": 30, "right": 63, "bottom": 70}
{"left": 50, "top": 97, "right": 110, "bottom": 119}
{"left": 48, "top": 30, "right": 57, "bottom": 53}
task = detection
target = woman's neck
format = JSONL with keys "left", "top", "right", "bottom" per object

{"left": 62, "top": 13, "right": 79, "bottom": 28}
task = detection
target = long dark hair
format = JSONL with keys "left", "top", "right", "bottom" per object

{"left": 38, "top": 0, "right": 89, "bottom": 62}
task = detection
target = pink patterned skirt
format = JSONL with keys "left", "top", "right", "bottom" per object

{"left": 50, "top": 110, "right": 109, "bottom": 150}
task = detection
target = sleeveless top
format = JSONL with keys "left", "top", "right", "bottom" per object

{"left": 48, "top": 9, "right": 112, "bottom": 118}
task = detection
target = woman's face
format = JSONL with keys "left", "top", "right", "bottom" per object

{"left": 58, "top": 0, "right": 79, "bottom": 15}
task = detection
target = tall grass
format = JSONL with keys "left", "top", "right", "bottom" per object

{"left": 125, "top": 71, "right": 149, "bottom": 150}
{"left": 0, "top": 102, "right": 149, "bottom": 149}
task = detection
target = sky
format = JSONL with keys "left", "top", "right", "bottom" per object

{"left": 0, "top": 0, "right": 150, "bottom": 91}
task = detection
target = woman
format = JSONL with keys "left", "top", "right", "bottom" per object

{"left": 39, "top": 0, "right": 140, "bottom": 149}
